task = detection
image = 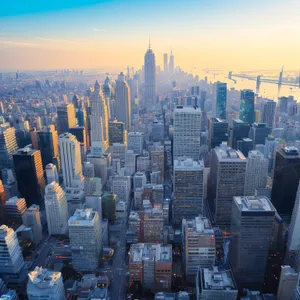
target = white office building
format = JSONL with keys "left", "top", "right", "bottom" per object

{"left": 45, "top": 182, "right": 69, "bottom": 236}
{"left": 68, "top": 209, "right": 102, "bottom": 271}
{"left": 173, "top": 106, "right": 201, "bottom": 160}
{"left": 59, "top": 133, "right": 84, "bottom": 188}
{"left": 125, "top": 150, "right": 137, "bottom": 176}
{"left": 244, "top": 150, "right": 268, "bottom": 196}
{"left": 27, "top": 267, "right": 65, "bottom": 300}
{"left": 45, "top": 163, "right": 59, "bottom": 184}
{"left": 133, "top": 172, "right": 147, "bottom": 190}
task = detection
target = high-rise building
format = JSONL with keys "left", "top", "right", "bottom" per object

{"left": 183, "top": 216, "right": 215, "bottom": 279}
{"left": 208, "top": 118, "right": 228, "bottom": 150}
{"left": 69, "top": 126, "right": 87, "bottom": 159}
{"left": 45, "top": 182, "right": 69, "bottom": 236}
{"left": 244, "top": 150, "right": 268, "bottom": 196}
{"left": 57, "top": 103, "right": 76, "bottom": 134}
{"left": 129, "top": 243, "right": 172, "bottom": 292}
{"left": 59, "top": 133, "right": 83, "bottom": 188}
{"left": 230, "top": 119, "right": 250, "bottom": 150}
{"left": 128, "top": 132, "right": 143, "bottom": 155}
{"left": 68, "top": 208, "right": 102, "bottom": 271}
{"left": 37, "top": 125, "right": 59, "bottom": 169}
{"left": 229, "top": 196, "right": 275, "bottom": 289}
{"left": 0, "top": 225, "right": 27, "bottom": 288}
{"left": 277, "top": 266, "right": 298, "bottom": 300}
{"left": 27, "top": 267, "right": 66, "bottom": 300}
{"left": 248, "top": 123, "right": 271, "bottom": 148}
{"left": 0, "top": 180, "right": 6, "bottom": 225}
{"left": 125, "top": 150, "right": 137, "bottom": 176}
{"left": 239, "top": 89, "right": 255, "bottom": 125}
{"left": 293, "top": 274, "right": 300, "bottom": 300}
{"left": 163, "top": 53, "right": 168, "bottom": 73}
{"left": 45, "top": 163, "right": 59, "bottom": 184}
{"left": 112, "top": 143, "right": 126, "bottom": 169}
{"left": 108, "top": 121, "right": 126, "bottom": 145}
{"left": 101, "top": 193, "right": 116, "bottom": 223}
{"left": 115, "top": 72, "right": 131, "bottom": 131}
{"left": 90, "top": 81, "right": 109, "bottom": 155}
{"left": 213, "top": 82, "right": 227, "bottom": 119}
{"left": 143, "top": 206, "right": 164, "bottom": 243}
{"left": 173, "top": 106, "right": 201, "bottom": 160}
{"left": 5, "top": 197, "right": 27, "bottom": 228}
{"left": 169, "top": 50, "right": 174, "bottom": 74}
{"left": 133, "top": 172, "right": 147, "bottom": 190}
{"left": 261, "top": 100, "right": 276, "bottom": 129}
{"left": 23, "top": 205, "right": 42, "bottom": 245}
{"left": 272, "top": 146, "right": 300, "bottom": 216}
{"left": 173, "top": 158, "right": 204, "bottom": 226}
{"left": 144, "top": 43, "right": 157, "bottom": 108}
{"left": 151, "top": 148, "right": 165, "bottom": 182}
{"left": 112, "top": 175, "right": 131, "bottom": 206}
{"left": 196, "top": 267, "right": 238, "bottom": 300}
{"left": 0, "top": 125, "right": 18, "bottom": 171}
{"left": 210, "top": 144, "right": 247, "bottom": 226}
{"left": 84, "top": 177, "right": 102, "bottom": 196}
{"left": 279, "top": 96, "right": 288, "bottom": 114}
{"left": 237, "top": 137, "right": 253, "bottom": 157}
{"left": 151, "top": 121, "right": 164, "bottom": 142}
{"left": 13, "top": 148, "right": 45, "bottom": 207}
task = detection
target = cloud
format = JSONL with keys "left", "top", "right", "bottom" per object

{"left": 0, "top": 39, "right": 41, "bottom": 48}
{"left": 93, "top": 28, "right": 107, "bottom": 33}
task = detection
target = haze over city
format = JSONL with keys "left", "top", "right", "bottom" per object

{"left": 1, "top": 0, "right": 300, "bottom": 71}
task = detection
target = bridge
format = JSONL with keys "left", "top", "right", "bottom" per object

{"left": 228, "top": 67, "right": 300, "bottom": 94}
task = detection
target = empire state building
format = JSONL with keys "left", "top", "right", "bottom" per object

{"left": 144, "top": 41, "right": 156, "bottom": 109}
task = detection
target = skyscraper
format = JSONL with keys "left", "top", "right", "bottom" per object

{"left": 45, "top": 182, "right": 69, "bottom": 236}
{"left": 45, "top": 163, "right": 59, "bottom": 184}
{"left": 68, "top": 208, "right": 102, "bottom": 272}
{"left": 0, "top": 225, "right": 27, "bottom": 288}
{"left": 173, "top": 106, "right": 201, "bottom": 160}
{"left": 173, "top": 158, "right": 204, "bottom": 227}
{"left": 209, "top": 118, "right": 228, "bottom": 150}
{"left": 169, "top": 50, "right": 174, "bottom": 74}
{"left": 182, "top": 216, "right": 215, "bottom": 280}
{"left": 57, "top": 103, "right": 76, "bottom": 134}
{"left": 272, "top": 146, "right": 300, "bottom": 216}
{"left": 13, "top": 148, "right": 45, "bottom": 207}
{"left": 27, "top": 267, "right": 66, "bottom": 300}
{"left": 0, "top": 180, "right": 6, "bottom": 225}
{"left": 261, "top": 99, "right": 276, "bottom": 129}
{"left": 5, "top": 197, "right": 27, "bottom": 228}
{"left": 128, "top": 132, "right": 143, "bottom": 155}
{"left": 210, "top": 144, "right": 247, "bottom": 226}
{"left": 109, "top": 120, "right": 127, "bottom": 145}
{"left": 59, "top": 133, "right": 83, "bottom": 188}
{"left": 229, "top": 196, "right": 275, "bottom": 289}
{"left": 0, "top": 124, "right": 18, "bottom": 171}
{"left": 248, "top": 123, "right": 271, "bottom": 148}
{"left": 163, "top": 53, "right": 168, "bottom": 73}
{"left": 37, "top": 125, "right": 59, "bottom": 169}
{"left": 244, "top": 150, "right": 268, "bottom": 196}
{"left": 115, "top": 72, "right": 131, "bottom": 131}
{"left": 230, "top": 119, "right": 250, "bottom": 150}
{"left": 90, "top": 81, "right": 109, "bottom": 155}
{"left": 144, "top": 42, "right": 156, "bottom": 108}
{"left": 213, "top": 82, "right": 227, "bottom": 119}
{"left": 239, "top": 89, "right": 255, "bottom": 125}
{"left": 23, "top": 204, "right": 42, "bottom": 245}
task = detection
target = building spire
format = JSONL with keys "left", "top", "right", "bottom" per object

{"left": 148, "top": 36, "right": 151, "bottom": 50}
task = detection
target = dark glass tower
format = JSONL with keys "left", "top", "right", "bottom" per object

{"left": 209, "top": 118, "right": 228, "bottom": 150}
{"left": 13, "top": 148, "right": 45, "bottom": 207}
{"left": 231, "top": 119, "right": 250, "bottom": 150}
{"left": 214, "top": 82, "right": 227, "bottom": 119}
{"left": 271, "top": 146, "right": 300, "bottom": 216}
{"left": 37, "top": 125, "right": 59, "bottom": 169}
{"left": 240, "top": 89, "right": 255, "bottom": 124}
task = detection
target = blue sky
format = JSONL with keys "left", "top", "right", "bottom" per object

{"left": 1, "top": 0, "right": 300, "bottom": 71}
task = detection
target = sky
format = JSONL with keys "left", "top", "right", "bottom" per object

{"left": 1, "top": 0, "right": 300, "bottom": 73}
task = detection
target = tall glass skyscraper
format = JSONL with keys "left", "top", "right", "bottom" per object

{"left": 240, "top": 89, "right": 255, "bottom": 125}
{"left": 214, "top": 82, "right": 227, "bottom": 119}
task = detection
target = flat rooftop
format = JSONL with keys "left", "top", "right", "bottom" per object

{"left": 174, "top": 158, "right": 204, "bottom": 170}
{"left": 200, "top": 266, "right": 237, "bottom": 291}
{"left": 129, "top": 243, "right": 172, "bottom": 263}
{"left": 234, "top": 196, "right": 275, "bottom": 213}
{"left": 68, "top": 208, "right": 97, "bottom": 226}
{"left": 215, "top": 145, "right": 246, "bottom": 161}
{"left": 186, "top": 216, "right": 214, "bottom": 235}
